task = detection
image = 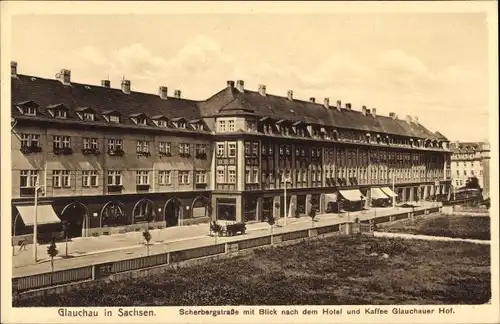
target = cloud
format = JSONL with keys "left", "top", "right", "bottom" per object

{"left": 53, "top": 37, "right": 488, "bottom": 141}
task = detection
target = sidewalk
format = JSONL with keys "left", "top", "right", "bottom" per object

{"left": 12, "top": 202, "right": 437, "bottom": 277}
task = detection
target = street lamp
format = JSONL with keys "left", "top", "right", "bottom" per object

{"left": 282, "top": 173, "right": 292, "bottom": 226}
{"left": 33, "top": 183, "right": 45, "bottom": 263}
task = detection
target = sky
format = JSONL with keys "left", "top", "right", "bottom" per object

{"left": 10, "top": 13, "right": 491, "bottom": 142}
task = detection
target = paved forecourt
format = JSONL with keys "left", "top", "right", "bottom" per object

{"left": 12, "top": 202, "right": 437, "bottom": 278}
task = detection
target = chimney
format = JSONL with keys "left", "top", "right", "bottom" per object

{"left": 55, "top": 69, "right": 71, "bottom": 85}
{"left": 389, "top": 112, "right": 396, "bottom": 119}
{"left": 258, "top": 84, "right": 267, "bottom": 96}
{"left": 323, "top": 98, "right": 330, "bottom": 109}
{"left": 366, "top": 108, "right": 371, "bottom": 115}
{"left": 121, "top": 79, "right": 131, "bottom": 94}
{"left": 346, "top": 103, "right": 352, "bottom": 110}
{"left": 371, "top": 108, "right": 377, "bottom": 117}
{"left": 227, "top": 80, "right": 235, "bottom": 88}
{"left": 11, "top": 61, "right": 18, "bottom": 77}
{"left": 362, "top": 105, "right": 367, "bottom": 116}
{"left": 101, "top": 80, "right": 110, "bottom": 88}
{"left": 159, "top": 86, "right": 168, "bottom": 99}
{"left": 287, "top": 90, "right": 294, "bottom": 101}
{"left": 309, "top": 97, "right": 316, "bottom": 103}
{"left": 405, "top": 115, "right": 412, "bottom": 123}
{"left": 236, "top": 80, "right": 245, "bottom": 92}
{"left": 413, "top": 116, "right": 419, "bottom": 124}
{"left": 336, "top": 100, "right": 342, "bottom": 111}
{"left": 174, "top": 90, "right": 181, "bottom": 99}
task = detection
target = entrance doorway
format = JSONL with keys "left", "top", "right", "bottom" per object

{"left": 164, "top": 198, "right": 183, "bottom": 227}
{"left": 60, "top": 202, "right": 88, "bottom": 238}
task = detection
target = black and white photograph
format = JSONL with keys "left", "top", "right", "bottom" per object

{"left": 1, "top": 1, "right": 498, "bottom": 324}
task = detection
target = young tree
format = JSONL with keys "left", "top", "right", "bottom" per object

{"left": 47, "top": 237, "right": 59, "bottom": 283}
{"left": 142, "top": 229, "right": 152, "bottom": 256}
{"left": 61, "top": 220, "right": 69, "bottom": 257}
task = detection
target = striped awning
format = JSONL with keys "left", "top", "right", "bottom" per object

{"left": 16, "top": 205, "right": 60, "bottom": 226}
{"left": 371, "top": 187, "right": 389, "bottom": 199}
{"left": 381, "top": 187, "right": 398, "bottom": 198}
{"left": 339, "top": 189, "right": 365, "bottom": 201}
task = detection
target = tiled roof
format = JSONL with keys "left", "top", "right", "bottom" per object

{"left": 11, "top": 75, "right": 204, "bottom": 129}
{"left": 199, "top": 85, "right": 444, "bottom": 140}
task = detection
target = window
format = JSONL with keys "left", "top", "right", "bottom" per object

{"left": 218, "top": 120, "right": 226, "bottom": 132}
{"left": 107, "top": 139, "right": 123, "bottom": 151}
{"left": 62, "top": 136, "right": 71, "bottom": 148}
{"left": 109, "top": 115, "right": 120, "bottom": 123}
{"left": 20, "top": 170, "right": 39, "bottom": 187}
{"left": 55, "top": 110, "right": 67, "bottom": 119}
{"left": 157, "top": 119, "right": 168, "bottom": 127}
{"left": 456, "top": 170, "right": 459, "bottom": 176}
{"left": 245, "top": 142, "right": 251, "bottom": 156}
{"left": 136, "top": 141, "right": 149, "bottom": 153}
{"left": 53, "top": 170, "right": 70, "bottom": 188}
{"left": 471, "top": 170, "right": 474, "bottom": 175}
{"left": 158, "top": 170, "right": 172, "bottom": 185}
{"left": 253, "top": 167, "right": 259, "bottom": 183}
{"left": 20, "top": 134, "right": 40, "bottom": 147}
{"left": 179, "top": 143, "right": 191, "bottom": 155}
{"left": 195, "top": 144, "right": 207, "bottom": 155}
{"left": 83, "top": 138, "right": 99, "bottom": 149}
{"left": 82, "top": 170, "right": 98, "bottom": 187}
{"left": 228, "top": 120, "right": 235, "bottom": 132}
{"left": 136, "top": 171, "right": 149, "bottom": 185}
{"left": 228, "top": 169, "right": 236, "bottom": 183}
{"left": 83, "top": 112, "right": 95, "bottom": 121}
{"left": 228, "top": 143, "right": 236, "bottom": 157}
{"left": 178, "top": 121, "right": 187, "bottom": 129}
{"left": 53, "top": 136, "right": 61, "bottom": 149}
{"left": 252, "top": 142, "right": 259, "bottom": 156}
{"left": 463, "top": 170, "right": 467, "bottom": 176}
{"left": 159, "top": 142, "right": 171, "bottom": 154}
{"left": 178, "top": 171, "right": 190, "bottom": 184}
{"left": 107, "top": 170, "right": 122, "bottom": 186}
{"left": 217, "top": 143, "right": 225, "bottom": 156}
{"left": 137, "top": 117, "right": 147, "bottom": 125}
{"left": 20, "top": 134, "right": 30, "bottom": 147}
{"left": 24, "top": 106, "right": 37, "bottom": 116}
{"left": 196, "top": 171, "right": 207, "bottom": 183}
{"left": 245, "top": 167, "right": 251, "bottom": 183}
{"left": 217, "top": 167, "right": 225, "bottom": 183}
{"left": 193, "top": 122, "right": 204, "bottom": 131}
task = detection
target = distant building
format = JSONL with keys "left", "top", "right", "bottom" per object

{"left": 450, "top": 141, "right": 490, "bottom": 198}
{"left": 10, "top": 61, "right": 453, "bottom": 241}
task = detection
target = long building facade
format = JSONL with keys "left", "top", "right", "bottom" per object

{"left": 10, "top": 62, "right": 452, "bottom": 241}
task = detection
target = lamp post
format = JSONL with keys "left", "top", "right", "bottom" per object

{"left": 282, "top": 173, "right": 292, "bottom": 226}
{"left": 392, "top": 172, "right": 396, "bottom": 208}
{"left": 33, "top": 183, "right": 44, "bottom": 263}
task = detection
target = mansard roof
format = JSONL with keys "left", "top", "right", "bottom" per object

{"left": 199, "top": 85, "right": 445, "bottom": 140}
{"left": 11, "top": 74, "right": 203, "bottom": 128}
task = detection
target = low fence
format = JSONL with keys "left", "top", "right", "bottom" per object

{"left": 13, "top": 206, "right": 441, "bottom": 295}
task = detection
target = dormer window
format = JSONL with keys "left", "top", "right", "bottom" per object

{"left": 16, "top": 101, "right": 39, "bottom": 116}
{"left": 109, "top": 115, "right": 120, "bottom": 123}
{"left": 102, "top": 110, "right": 121, "bottom": 123}
{"left": 157, "top": 119, "right": 167, "bottom": 127}
{"left": 189, "top": 119, "right": 205, "bottom": 131}
{"left": 25, "top": 106, "right": 37, "bottom": 116}
{"left": 130, "top": 113, "right": 148, "bottom": 126}
{"left": 172, "top": 117, "right": 188, "bottom": 129}
{"left": 83, "top": 112, "right": 95, "bottom": 121}
{"left": 55, "top": 109, "right": 67, "bottom": 119}
{"left": 46, "top": 104, "right": 69, "bottom": 119}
